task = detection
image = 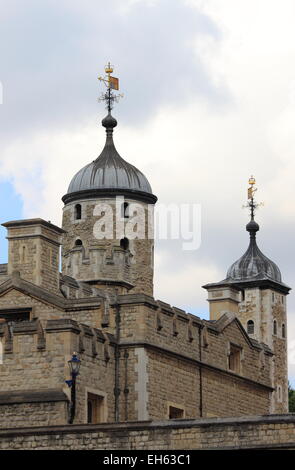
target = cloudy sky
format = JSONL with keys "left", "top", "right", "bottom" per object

{"left": 1, "top": 0, "right": 295, "bottom": 385}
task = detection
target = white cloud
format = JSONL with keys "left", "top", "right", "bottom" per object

{"left": 154, "top": 249, "right": 222, "bottom": 314}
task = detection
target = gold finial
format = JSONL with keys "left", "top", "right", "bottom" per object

{"left": 105, "top": 62, "right": 113, "bottom": 74}
{"left": 248, "top": 175, "right": 257, "bottom": 200}
{"left": 98, "top": 62, "right": 119, "bottom": 91}
{"left": 98, "top": 62, "right": 123, "bottom": 113}
{"left": 243, "top": 175, "right": 264, "bottom": 220}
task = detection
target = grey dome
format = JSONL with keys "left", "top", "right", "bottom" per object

{"left": 65, "top": 113, "right": 155, "bottom": 201}
{"left": 68, "top": 156, "right": 152, "bottom": 194}
{"left": 227, "top": 220, "right": 282, "bottom": 283}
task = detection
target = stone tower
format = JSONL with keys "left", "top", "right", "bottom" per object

{"left": 61, "top": 82, "right": 157, "bottom": 297}
{"left": 203, "top": 178, "right": 291, "bottom": 413}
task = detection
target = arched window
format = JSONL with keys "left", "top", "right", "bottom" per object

{"left": 273, "top": 320, "right": 277, "bottom": 336}
{"left": 120, "top": 238, "right": 129, "bottom": 250}
{"left": 75, "top": 204, "right": 82, "bottom": 220}
{"left": 247, "top": 320, "right": 254, "bottom": 335}
{"left": 282, "top": 323, "right": 286, "bottom": 339}
{"left": 75, "top": 239, "right": 83, "bottom": 247}
{"left": 121, "top": 202, "right": 129, "bottom": 219}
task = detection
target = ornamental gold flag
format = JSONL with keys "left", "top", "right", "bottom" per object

{"left": 109, "top": 76, "right": 119, "bottom": 90}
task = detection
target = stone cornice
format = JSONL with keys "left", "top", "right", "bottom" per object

{"left": 45, "top": 319, "right": 81, "bottom": 334}
{"left": 0, "top": 275, "right": 103, "bottom": 311}
{"left": 203, "top": 278, "right": 291, "bottom": 295}
{"left": 0, "top": 389, "right": 68, "bottom": 405}
{"left": 62, "top": 188, "right": 158, "bottom": 205}
{"left": 2, "top": 218, "right": 66, "bottom": 235}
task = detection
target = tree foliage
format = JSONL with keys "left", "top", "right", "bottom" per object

{"left": 288, "top": 382, "right": 295, "bottom": 412}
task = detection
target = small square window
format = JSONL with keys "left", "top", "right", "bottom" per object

{"left": 87, "top": 393, "right": 105, "bottom": 423}
{"left": 169, "top": 406, "right": 184, "bottom": 419}
{"left": 0, "top": 309, "right": 31, "bottom": 322}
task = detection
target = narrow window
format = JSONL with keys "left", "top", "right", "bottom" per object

{"left": 228, "top": 344, "right": 241, "bottom": 374}
{"left": 282, "top": 323, "right": 286, "bottom": 339}
{"left": 21, "top": 246, "right": 27, "bottom": 263}
{"left": 87, "top": 393, "right": 104, "bottom": 423}
{"left": 0, "top": 339, "right": 3, "bottom": 365}
{"left": 273, "top": 320, "right": 277, "bottom": 336}
{"left": 281, "top": 296, "right": 284, "bottom": 304}
{"left": 272, "top": 292, "right": 275, "bottom": 302}
{"left": 247, "top": 320, "right": 254, "bottom": 335}
{"left": 75, "top": 204, "right": 82, "bottom": 220}
{"left": 277, "top": 385, "right": 282, "bottom": 402}
{"left": 241, "top": 290, "right": 245, "bottom": 301}
{"left": 121, "top": 202, "right": 129, "bottom": 219}
{"left": 120, "top": 238, "right": 129, "bottom": 250}
{"left": 169, "top": 406, "right": 184, "bottom": 419}
{"left": 87, "top": 400, "right": 93, "bottom": 424}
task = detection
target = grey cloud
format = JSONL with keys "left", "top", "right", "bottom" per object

{"left": 0, "top": 0, "right": 230, "bottom": 139}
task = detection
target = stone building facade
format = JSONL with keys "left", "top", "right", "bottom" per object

{"left": 0, "top": 100, "right": 291, "bottom": 431}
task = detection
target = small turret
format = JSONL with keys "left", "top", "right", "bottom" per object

{"left": 61, "top": 64, "right": 157, "bottom": 296}
{"left": 203, "top": 177, "right": 290, "bottom": 413}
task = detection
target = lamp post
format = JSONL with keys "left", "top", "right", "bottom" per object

{"left": 66, "top": 352, "right": 81, "bottom": 424}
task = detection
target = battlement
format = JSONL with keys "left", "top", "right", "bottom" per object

{"left": 0, "top": 318, "right": 116, "bottom": 426}
{"left": 0, "top": 318, "right": 115, "bottom": 361}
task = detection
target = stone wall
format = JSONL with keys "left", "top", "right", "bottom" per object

{"left": 202, "top": 368, "right": 270, "bottom": 417}
{"left": 0, "top": 414, "right": 294, "bottom": 450}
{"left": 146, "top": 349, "right": 200, "bottom": 420}
{"left": 114, "top": 296, "right": 272, "bottom": 419}
{"left": 0, "top": 399, "right": 68, "bottom": 428}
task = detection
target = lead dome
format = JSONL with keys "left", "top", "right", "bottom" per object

{"left": 226, "top": 219, "right": 282, "bottom": 283}
{"left": 63, "top": 112, "right": 156, "bottom": 204}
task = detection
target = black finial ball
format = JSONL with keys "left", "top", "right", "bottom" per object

{"left": 102, "top": 113, "right": 117, "bottom": 129}
{"left": 246, "top": 220, "right": 260, "bottom": 232}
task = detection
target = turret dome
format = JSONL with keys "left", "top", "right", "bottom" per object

{"left": 62, "top": 112, "right": 157, "bottom": 205}
{"left": 226, "top": 220, "right": 282, "bottom": 283}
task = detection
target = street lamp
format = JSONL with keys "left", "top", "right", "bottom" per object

{"left": 66, "top": 352, "right": 81, "bottom": 424}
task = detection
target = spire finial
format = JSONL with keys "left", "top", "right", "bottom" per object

{"left": 98, "top": 62, "right": 124, "bottom": 113}
{"left": 248, "top": 175, "right": 257, "bottom": 221}
{"left": 243, "top": 176, "right": 264, "bottom": 237}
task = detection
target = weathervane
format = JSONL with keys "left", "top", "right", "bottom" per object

{"left": 98, "top": 62, "right": 123, "bottom": 112}
{"left": 243, "top": 175, "right": 264, "bottom": 220}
